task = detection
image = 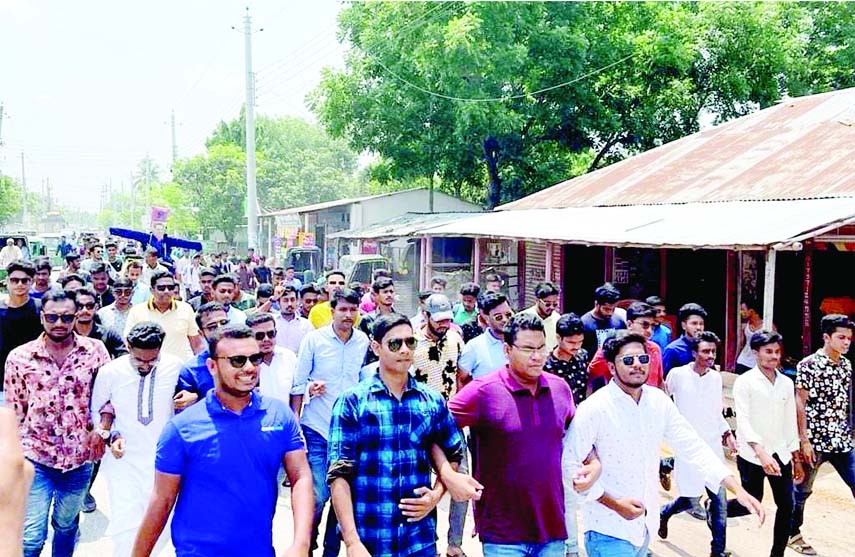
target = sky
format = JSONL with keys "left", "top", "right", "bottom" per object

{"left": 0, "top": 0, "right": 345, "bottom": 210}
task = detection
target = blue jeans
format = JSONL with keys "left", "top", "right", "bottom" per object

{"left": 448, "top": 454, "right": 469, "bottom": 547}
{"left": 791, "top": 448, "right": 855, "bottom": 536}
{"left": 584, "top": 531, "right": 649, "bottom": 557}
{"left": 661, "top": 487, "right": 727, "bottom": 554}
{"left": 23, "top": 461, "right": 93, "bottom": 557}
{"left": 303, "top": 426, "right": 340, "bottom": 557}
{"left": 482, "top": 540, "right": 565, "bottom": 557}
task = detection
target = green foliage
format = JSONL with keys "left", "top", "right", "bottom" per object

{"left": 310, "top": 2, "right": 855, "bottom": 208}
{"left": 0, "top": 175, "right": 23, "bottom": 225}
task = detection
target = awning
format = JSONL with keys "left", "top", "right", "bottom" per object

{"left": 422, "top": 198, "right": 855, "bottom": 250}
{"left": 328, "top": 212, "right": 483, "bottom": 241}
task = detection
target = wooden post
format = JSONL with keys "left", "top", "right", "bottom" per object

{"left": 604, "top": 247, "right": 614, "bottom": 284}
{"left": 473, "top": 237, "right": 482, "bottom": 285}
{"left": 659, "top": 248, "right": 667, "bottom": 298}
{"left": 802, "top": 241, "right": 814, "bottom": 356}
{"left": 725, "top": 251, "right": 739, "bottom": 370}
{"left": 763, "top": 248, "right": 777, "bottom": 326}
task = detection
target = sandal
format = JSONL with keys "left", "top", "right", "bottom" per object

{"left": 787, "top": 534, "right": 817, "bottom": 555}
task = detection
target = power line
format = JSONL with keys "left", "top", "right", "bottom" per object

{"left": 369, "top": 53, "right": 635, "bottom": 103}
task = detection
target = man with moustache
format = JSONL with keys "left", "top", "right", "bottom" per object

{"left": 247, "top": 312, "right": 297, "bottom": 404}
{"left": 73, "top": 286, "right": 126, "bottom": 360}
{"left": 173, "top": 302, "right": 230, "bottom": 411}
{"left": 132, "top": 324, "right": 313, "bottom": 557}
{"left": 0, "top": 260, "right": 43, "bottom": 407}
{"left": 663, "top": 303, "right": 708, "bottom": 376}
{"left": 299, "top": 284, "right": 321, "bottom": 319}
{"left": 570, "top": 331, "right": 763, "bottom": 557}
{"left": 328, "top": 313, "right": 467, "bottom": 557}
{"left": 291, "top": 288, "right": 369, "bottom": 557}
{"left": 273, "top": 285, "right": 313, "bottom": 355}
{"left": 97, "top": 277, "right": 134, "bottom": 340}
{"left": 359, "top": 276, "right": 398, "bottom": 366}
{"left": 187, "top": 268, "right": 216, "bottom": 311}
{"left": 29, "top": 258, "right": 54, "bottom": 301}
{"left": 521, "top": 282, "right": 561, "bottom": 351}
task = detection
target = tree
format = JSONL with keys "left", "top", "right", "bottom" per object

{"left": 310, "top": 2, "right": 855, "bottom": 208}
{"left": 0, "top": 175, "right": 23, "bottom": 225}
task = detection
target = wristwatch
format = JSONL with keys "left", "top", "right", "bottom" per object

{"left": 94, "top": 427, "right": 111, "bottom": 441}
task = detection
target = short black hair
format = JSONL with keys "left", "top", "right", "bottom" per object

{"left": 372, "top": 269, "right": 392, "bottom": 281}
{"left": 372, "top": 276, "right": 394, "bottom": 293}
{"left": 126, "top": 322, "right": 166, "bottom": 349}
{"left": 330, "top": 288, "right": 361, "bottom": 308}
{"left": 503, "top": 312, "right": 545, "bottom": 346}
{"left": 372, "top": 313, "right": 412, "bottom": 344}
{"left": 34, "top": 257, "right": 52, "bottom": 273}
{"left": 285, "top": 265, "right": 295, "bottom": 271}
{"left": 741, "top": 297, "right": 759, "bottom": 312}
{"left": 556, "top": 313, "right": 584, "bottom": 338}
{"left": 484, "top": 273, "right": 501, "bottom": 283}
{"left": 477, "top": 291, "right": 508, "bottom": 314}
{"left": 749, "top": 330, "right": 783, "bottom": 351}
{"left": 459, "top": 282, "right": 480, "bottom": 297}
{"left": 66, "top": 253, "right": 80, "bottom": 262}
{"left": 195, "top": 302, "right": 226, "bottom": 329}
{"left": 645, "top": 295, "right": 664, "bottom": 307}
{"left": 113, "top": 277, "right": 133, "bottom": 289}
{"left": 418, "top": 290, "right": 433, "bottom": 302}
{"left": 325, "top": 269, "right": 346, "bottom": 281}
{"left": 208, "top": 324, "right": 254, "bottom": 359}
{"left": 348, "top": 282, "right": 365, "bottom": 298}
{"left": 626, "top": 302, "right": 656, "bottom": 321}
{"left": 145, "top": 246, "right": 160, "bottom": 256}
{"left": 246, "top": 312, "right": 276, "bottom": 328}
{"left": 200, "top": 267, "right": 217, "bottom": 278}
{"left": 149, "top": 269, "right": 174, "bottom": 288}
{"left": 821, "top": 314, "right": 854, "bottom": 336}
{"left": 256, "top": 283, "right": 274, "bottom": 298}
{"left": 279, "top": 285, "right": 298, "bottom": 297}
{"left": 125, "top": 259, "right": 142, "bottom": 270}
{"left": 678, "top": 303, "right": 708, "bottom": 323}
{"left": 6, "top": 259, "right": 35, "bottom": 277}
{"left": 594, "top": 283, "right": 621, "bottom": 304}
{"left": 41, "top": 288, "right": 75, "bottom": 310}
{"left": 430, "top": 276, "right": 447, "bottom": 288}
{"left": 104, "top": 241, "right": 118, "bottom": 249}
{"left": 90, "top": 262, "right": 110, "bottom": 276}
{"left": 300, "top": 284, "right": 320, "bottom": 297}
{"left": 690, "top": 331, "right": 721, "bottom": 352}
{"left": 59, "top": 274, "right": 86, "bottom": 288}
{"left": 534, "top": 282, "right": 559, "bottom": 299}
{"left": 212, "top": 274, "right": 237, "bottom": 288}
{"left": 72, "top": 286, "right": 98, "bottom": 305}
{"left": 602, "top": 331, "right": 648, "bottom": 364}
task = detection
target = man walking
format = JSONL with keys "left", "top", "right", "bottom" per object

{"left": 0, "top": 260, "right": 43, "bottom": 406}
{"left": 211, "top": 274, "right": 247, "bottom": 324}
{"left": 645, "top": 296, "right": 672, "bottom": 351}
{"left": 274, "top": 286, "right": 313, "bottom": 355}
{"left": 521, "top": 282, "right": 561, "bottom": 351}
{"left": 308, "top": 270, "right": 349, "bottom": 329}
{"left": 329, "top": 313, "right": 467, "bottom": 557}
{"left": 90, "top": 322, "right": 183, "bottom": 557}
{"left": 788, "top": 315, "right": 855, "bottom": 555}
{"left": 73, "top": 286, "right": 127, "bottom": 360}
{"left": 247, "top": 312, "right": 297, "bottom": 404}
{"left": 30, "top": 258, "right": 54, "bottom": 301}
{"left": 132, "top": 325, "right": 313, "bottom": 557}
{"left": 187, "top": 268, "right": 216, "bottom": 311}
{"left": 173, "top": 302, "right": 230, "bottom": 411}
{"left": 4, "top": 289, "right": 111, "bottom": 557}
{"left": 580, "top": 283, "right": 626, "bottom": 356}
{"left": 97, "top": 277, "right": 134, "bottom": 340}
{"left": 543, "top": 313, "right": 589, "bottom": 406}
{"left": 458, "top": 291, "right": 513, "bottom": 381}
{"left": 359, "top": 276, "right": 398, "bottom": 365}
{"left": 291, "top": 288, "right": 369, "bottom": 557}
{"left": 662, "top": 303, "right": 707, "bottom": 375}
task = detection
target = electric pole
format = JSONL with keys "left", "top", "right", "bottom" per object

{"left": 243, "top": 7, "right": 259, "bottom": 251}
{"left": 170, "top": 110, "right": 178, "bottom": 168}
{"left": 20, "top": 152, "right": 28, "bottom": 228}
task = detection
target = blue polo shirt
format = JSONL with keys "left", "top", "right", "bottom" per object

{"left": 156, "top": 391, "right": 304, "bottom": 557}
{"left": 176, "top": 350, "right": 214, "bottom": 401}
{"left": 459, "top": 330, "right": 507, "bottom": 379}
{"left": 650, "top": 323, "right": 672, "bottom": 351}
{"left": 662, "top": 335, "right": 693, "bottom": 376}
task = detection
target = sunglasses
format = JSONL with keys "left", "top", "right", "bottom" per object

{"left": 203, "top": 319, "right": 230, "bottom": 332}
{"left": 114, "top": 288, "right": 133, "bottom": 295}
{"left": 155, "top": 284, "right": 177, "bottom": 292}
{"left": 77, "top": 302, "right": 97, "bottom": 310}
{"left": 8, "top": 277, "right": 32, "bottom": 285}
{"left": 621, "top": 354, "right": 651, "bottom": 366}
{"left": 44, "top": 313, "right": 76, "bottom": 324}
{"left": 254, "top": 330, "right": 277, "bottom": 341}
{"left": 216, "top": 353, "right": 264, "bottom": 368}
{"left": 386, "top": 337, "right": 417, "bottom": 352}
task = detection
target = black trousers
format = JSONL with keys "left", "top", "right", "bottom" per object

{"left": 727, "top": 455, "right": 793, "bottom": 557}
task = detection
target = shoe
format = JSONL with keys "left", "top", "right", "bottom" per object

{"left": 82, "top": 493, "right": 96, "bottom": 513}
{"left": 659, "top": 470, "right": 671, "bottom": 491}
{"left": 689, "top": 498, "right": 707, "bottom": 521}
{"left": 787, "top": 534, "right": 817, "bottom": 555}
{"left": 658, "top": 512, "right": 669, "bottom": 539}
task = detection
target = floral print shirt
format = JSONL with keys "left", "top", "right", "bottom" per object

{"left": 796, "top": 350, "right": 853, "bottom": 454}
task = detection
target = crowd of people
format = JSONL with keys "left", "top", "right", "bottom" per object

{"left": 0, "top": 238, "right": 852, "bottom": 557}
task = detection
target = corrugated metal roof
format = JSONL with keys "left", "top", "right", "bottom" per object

{"left": 261, "top": 188, "right": 428, "bottom": 217}
{"left": 328, "top": 212, "right": 483, "bottom": 240}
{"left": 424, "top": 198, "right": 855, "bottom": 250}
{"left": 500, "top": 87, "right": 855, "bottom": 210}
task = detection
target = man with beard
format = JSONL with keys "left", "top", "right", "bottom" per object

{"left": 521, "top": 282, "right": 561, "bottom": 351}
{"left": 458, "top": 291, "right": 513, "bottom": 381}
{"left": 274, "top": 286, "right": 313, "bottom": 355}
{"left": 90, "top": 262, "right": 116, "bottom": 309}
{"left": 359, "top": 277, "right": 398, "bottom": 366}
{"left": 29, "top": 258, "right": 54, "bottom": 301}
{"left": 4, "top": 289, "right": 111, "bottom": 557}
{"left": 291, "top": 289, "right": 369, "bottom": 557}
{"left": 299, "top": 284, "right": 321, "bottom": 319}
{"left": 247, "top": 312, "right": 297, "bottom": 404}
{"left": 97, "top": 278, "right": 134, "bottom": 340}
{"left": 132, "top": 325, "right": 313, "bottom": 557}
{"left": 173, "top": 302, "right": 230, "bottom": 411}
{"left": 211, "top": 275, "right": 247, "bottom": 325}
{"left": 105, "top": 242, "right": 124, "bottom": 275}
{"left": 663, "top": 303, "right": 707, "bottom": 376}
{"left": 90, "top": 322, "right": 183, "bottom": 557}
{"left": 187, "top": 268, "right": 216, "bottom": 311}
{"left": 570, "top": 331, "right": 763, "bottom": 557}
{"left": 580, "top": 283, "right": 626, "bottom": 357}
{"left": 0, "top": 260, "right": 43, "bottom": 407}
{"left": 411, "top": 294, "right": 469, "bottom": 557}
{"left": 329, "top": 313, "right": 467, "bottom": 557}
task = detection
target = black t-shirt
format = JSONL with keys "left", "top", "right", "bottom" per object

{"left": 0, "top": 300, "right": 43, "bottom": 385}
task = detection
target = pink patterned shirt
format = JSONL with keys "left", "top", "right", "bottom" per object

{"left": 4, "top": 333, "right": 111, "bottom": 470}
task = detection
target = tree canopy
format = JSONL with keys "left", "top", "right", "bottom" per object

{"left": 310, "top": 2, "right": 855, "bottom": 208}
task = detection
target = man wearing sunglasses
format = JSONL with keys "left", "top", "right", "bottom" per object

{"left": 133, "top": 324, "right": 313, "bottom": 557}
{"left": 90, "top": 322, "right": 183, "bottom": 557}
{"left": 4, "top": 288, "right": 111, "bottom": 557}
{"left": 124, "top": 270, "right": 204, "bottom": 361}
{"left": 292, "top": 288, "right": 369, "bottom": 557}
{"left": 73, "top": 286, "right": 127, "bottom": 360}
{"left": 329, "top": 312, "right": 467, "bottom": 557}
{"left": 247, "top": 312, "right": 296, "bottom": 404}
{"left": 0, "top": 260, "right": 43, "bottom": 408}
{"left": 174, "top": 302, "right": 230, "bottom": 411}
{"left": 588, "top": 302, "right": 664, "bottom": 392}
{"left": 97, "top": 277, "right": 134, "bottom": 340}
{"left": 570, "top": 331, "right": 763, "bottom": 557}
{"left": 521, "top": 282, "right": 561, "bottom": 351}
{"left": 459, "top": 291, "right": 513, "bottom": 382}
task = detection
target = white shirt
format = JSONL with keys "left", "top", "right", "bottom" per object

{"left": 258, "top": 347, "right": 297, "bottom": 405}
{"left": 732, "top": 366, "right": 799, "bottom": 466}
{"left": 275, "top": 313, "right": 313, "bottom": 355}
{"left": 521, "top": 305, "right": 559, "bottom": 351}
{"left": 736, "top": 322, "right": 762, "bottom": 368}
{"left": 225, "top": 305, "right": 247, "bottom": 325}
{"left": 666, "top": 364, "right": 731, "bottom": 496}
{"left": 570, "top": 381, "right": 730, "bottom": 547}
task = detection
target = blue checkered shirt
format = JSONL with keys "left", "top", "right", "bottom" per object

{"left": 327, "top": 373, "right": 465, "bottom": 557}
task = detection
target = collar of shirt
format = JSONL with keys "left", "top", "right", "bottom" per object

{"left": 206, "top": 389, "right": 262, "bottom": 417}
{"left": 321, "top": 323, "right": 360, "bottom": 345}
{"left": 146, "top": 298, "right": 177, "bottom": 313}
{"left": 365, "top": 372, "right": 422, "bottom": 397}
{"left": 30, "top": 332, "right": 88, "bottom": 360}
{"left": 811, "top": 349, "right": 851, "bottom": 370}
{"left": 498, "top": 365, "right": 551, "bottom": 394}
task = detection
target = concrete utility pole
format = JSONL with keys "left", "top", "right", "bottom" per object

{"left": 243, "top": 7, "right": 259, "bottom": 251}
{"left": 20, "top": 152, "right": 28, "bottom": 227}
{"left": 170, "top": 110, "right": 178, "bottom": 167}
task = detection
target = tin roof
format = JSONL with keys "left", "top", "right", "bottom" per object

{"left": 500, "top": 87, "right": 855, "bottom": 210}
{"left": 327, "top": 211, "right": 483, "bottom": 241}
{"left": 424, "top": 198, "right": 855, "bottom": 250}
{"left": 261, "top": 188, "right": 427, "bottom": 217}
